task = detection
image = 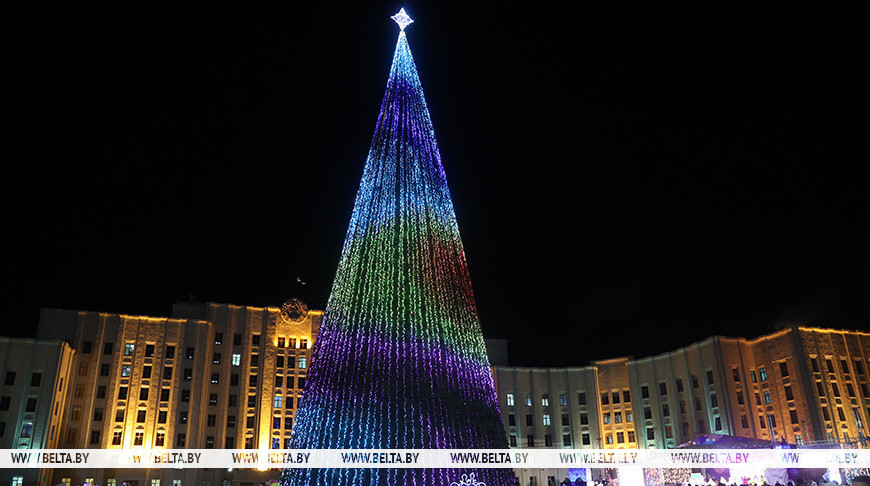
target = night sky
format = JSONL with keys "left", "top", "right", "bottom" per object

{"left": 8, "top": 4, "right": 866, "bottom": 367}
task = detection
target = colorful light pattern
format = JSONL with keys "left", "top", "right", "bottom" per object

{"left": 281, "top": 9, "right": 517, "bottom": 486}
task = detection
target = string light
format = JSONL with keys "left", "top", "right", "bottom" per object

{"left": 282, "top": 8, "right": 517, "bottom": 486}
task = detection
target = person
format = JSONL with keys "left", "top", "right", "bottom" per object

{"left": 851, "top": 476, "right": 870, "bottom": 486}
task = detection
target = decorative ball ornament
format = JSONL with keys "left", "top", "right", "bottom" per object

{"left": 391, "top": 8, "right": 414, "bottom": 31}
{"left": 280, "top": 298, "right": 309, "bottom": 323}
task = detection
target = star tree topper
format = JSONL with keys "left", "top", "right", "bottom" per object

{"left": 391, "top": 8, "right": 414, "bottom": 31}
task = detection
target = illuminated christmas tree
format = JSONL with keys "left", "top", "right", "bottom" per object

{"left": 282, "top": 8, "right": 517, "bottom": 486}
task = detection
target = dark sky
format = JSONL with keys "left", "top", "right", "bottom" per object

{"left": 7, "top": 4, "right": 866, "bottom": 367}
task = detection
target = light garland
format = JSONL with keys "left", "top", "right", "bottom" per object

{"left": 281, "top": 8, "right": 517, "bottom": 486}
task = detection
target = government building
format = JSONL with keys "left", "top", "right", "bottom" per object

{"left": 1, "top": 299, "right": 868, "bottom": 486}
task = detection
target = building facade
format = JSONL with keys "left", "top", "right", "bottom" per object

{"left": 493, "top": 327, "right": 870, "bottom": 486}
{"left": 3, "top": 305, "right": 869, "bottom": 486}
{"left": 22, "top": 299, "right": 322, "bottom": 486}
{"left": 0, "top": 338, "right": 76, "bottom": 486}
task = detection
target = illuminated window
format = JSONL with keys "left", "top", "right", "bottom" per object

{"left": 541, "top": 394, "right": 549, "bottom": 406}
{"left": 606, "top": 435, "right": 613, "bottom": 444}
{"left": 232, "top": 354, "right": 241, "bottom": 366}
{"left": 525, "top": 394, "right": 532, "bottom": 406}
{"left": 759, "top": 367, "right": 767, "bottom": 382}
{"left": 614, "top": 412, "right": 622, "bottom": 423}
{"left": 274, "top": 396, "right": 283, "bottom": 408}
{"left": 603, "top": 413, "right": 611, "bottom": 424}
{"left": 542, "top": 414, "right": 551, "bottom": 426}
{"left": 560, "top": 393, "right": 567, "bottom": 406}
{"left": 12, "top": 477, "right": 23, "bottom": 486}
{"left": 272, "top": 437, "right": 280, "bottom": 449}
{"left": 299, "top": 357, "right": 307, "bottom": 369}
{"left": 20, "top": 422, "right": 33, "bottom": 438}
{"left": 507, "top": 393, "right": 515, "bottom": 406}
{"left": 121, "top": 365, "right": 131, "bottom": 377}
{"left": 626, "top": 411, "right": 633, "bottom": 422}
{"left": 124, "top": 344, "right": 135, "bottom": 356}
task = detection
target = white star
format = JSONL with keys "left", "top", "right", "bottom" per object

{"left": 391, "top": 8, "right": 414, "bottom": 31}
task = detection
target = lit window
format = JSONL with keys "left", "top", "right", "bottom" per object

{"left": 543, "top": 414, "right": 551, "bottom": 426}
{"left": 20, "top": 422, "right": 33, "bottom": 438}
{"left": 759, "top": 367, "right": 767, "bottom": 382}
{"left": 560, "top": 393, "right": 567, "bottom": 406}
{"left": 541, "top": 394, "right": 549, "bottom": 406}
{"left": 763, "top": 391, "right": 772, "bottom": 404}
{"left": 124, "top": 344, "right": 135, "bottom": 356}
{"left": 298, "top": 357, "right": 307, "bottom": 369}
{"left": 232, "top": 354, "right": 241, "bottom": 366}
{"left": 506, "top": 393, "right": 515, "bottom": 406}
{"left": 525, "top": 394, "right": 532, "bottom": 406}
{"left": 274, "top": 396, "right": 283, "bottom": 408}
{"left": 603, "top": 413, "right": 611, "bottom": 424}
{"left": 121, "top": 365, "right": 131, "bottom": 377}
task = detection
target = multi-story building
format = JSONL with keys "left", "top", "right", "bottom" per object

{"left": 3, "top": 299, "right": 868, "bottom": 486}
{"left": 0, "top": 337, "right": 75, "bottom": 486}
{"left": 30, "top": 298, "right": 322, "bottom": 486}
{"left": 493, "top": 326, "right": 870, "bottom": 486}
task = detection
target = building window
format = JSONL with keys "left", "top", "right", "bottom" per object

{"left": 121, "top": 365, "right": 131, "bottom": 377}
{"left": 646, "top": 427, "right": 654, "bottom": 440}
{"left": 741, "top": 414, "right": 749, "bottom": 428}
{"left": 543, "top": 414, "right": 551, "bottom": 426}
{"left": 732, "top": 368, "right": 740, "bottom": 382}
{"left": 145, "top": 344, "right": 154, "bottom": 357}
{"left": 139, "top": 388, "right": 149, "bottom": 400}
{"left": 603, "top": 413, "right": 611, "bottom": 424}
{"left": 0, "top": 397, "right": 8, "bottom": 411}
{"left": 134, "top": 432, "right": 144, "bottom": 446}
{"left": 582, "top": 433, "right": 590, "bottom": 445}
{"left": 847, "top": 383, "right": 856, "bottom": 398}
{"left": 527, "top": 435, "right": 534, "bottom": 447}
{"left": 278, "top": 337, "right": 285, "bottom": 348}
{"left": 275, "top": 396, "right": 283, "bottom": 408}
{"left": 176, "top": 433, "right": 186, "bottom": 447}
{"left": 4, "top": 372, "right": 15, "bottom": 386}
{"left": 837, "top": 407, "right": 846, "bottom": 421}
{"left": 250, "top": 354, "right": 259, "bottom": 367}
{"left": 832, "top": 383, "right": 841, "bottom": 398}
{"left": 614, "top": 412, "right": 622, "bottom": 423}
{"left": 179, "top": 411, "right": 188, "bottom": 424}
{"left": 711, "top": 393, "right": 718, "bottom": 408}
{"left": 277, "top": 356, "right": 285, "bottom": 368}
{"left": 20, "top": 422, "right": 34, "bottom": 438}
{"left": 249, "top": 375, "right": 257, "bottom": 387}
{"left": 100, "top": 364, "right": 110, "bottom": 376}
{"left": 626, "top": 411, "right": 633, "bottom": 422}
{"left": 89, "top": 430, "right": 101, "bottom": 445}
{"left": 759, "top": 367, "right": 767, "bottom": 382}
{"left": 580, "top": 413, "right": 588, "bottom": 425}
{"left": 285, "top": 417, "right": 293, "bottom": 429}
{"left": 662, "top": 404, "right": 670, "bottom": 417}
{"left": 70, "top": 405, "right": 81, "bottom": 419}
{"left": 183, "top": 368, "right": 192, "bottom": 381}
{"left": 252, "top": 334, "right": 260, "bottom": 347}
{"left": 93, "top": 408, "right": 103, "bottom": 421}
{"left": 123, "top": 343, "right": 134, "bottom": 356}
{"left": 115, "top": 409, "right": 125, "bottom": 422}
{"left": 790, "top": 409, "right": 799, "bottom": 424}
{"left": 612, "top": 391, "right": 620, "bottom": 404}
{"left": 156, "top": 432, "right": 165, "bottom": 446}
{"left": 300, "top": 339, "right": 308, "bottom": 349}
{"left": 560, "top": 393, "right": 567, "bottom": 406}
{"left": 227, "top": 415, "right": 236, "bottom": 428}
{"left": 141, "top": 364, "right": 152, "bottom": 378}
{"left": 165, "top": 345, "right": 175, "bottom": 359}
{"left": 26, "top": 397, "right": 38, "bottom": 413}
{"left": 676, "top": 379, "right": 684, "bottom": 392}
{"left": 510, "top": 434, "right": 518, "bottom": 447}
{"left": 525, "top": 414, "right": 533, "bottom": 426}
{"left": 641, "top": 386, "right": 649, "bottom": 399}
{"left": 507, "top": 393, "right": 515, "bottom": 406}
{"left": 601, "top": 393, "right": 609, "bottom": 405}
{"left": 209, "top": 394, "right": 218, "bottom": 406}
{"left": 299, "top": 357, "right": 307, "bottom": 369}
{"left": 211, "top": 373, "right": 220, "bottom": 384}
{"left": 706, "top": 370, "right": 714, "bottom": 385}
{"left": 643, "top": 407, "right": 651, "bottom": 420}
{"left": 158, "top": 410, "right": 167, "bottom": 423}
{"left": 213, "top": 353, "right": 221, "bottom": 364}
{"left": 784, "top": 386, "right": 794, "bottom": 401}
{"left": 692, "top": 375, "right": 699, "bottom": 388}
{"left": 542, "top": 394, "right": 549, "bottom": 407}
{"left": 623, "top": 390, "right": 631, "bottom": 402}
{"left": 525, "top": 394, "right": 532, "bottom": 406}
{"left": 181, "top": 390, "right": 190, "bottom": 403}
{"left": 137, "top": 410, "right": 146, "bottom": 423}
{"left": 695, "top": 397, "right": 702, "bottom": 411}
{"left": 232, "top": 354, "right": 241, "bottom": 366}
{"left": 628, "top": 431, "right": 636, "bottom": 442}
{"left": 103, "top": 342, "right": 114, "bottom": 355}
{"left": 606, "top": 435, "right": 613, "bottom": 445}
{"left": 577, "top": 392, "right": 586, "bottom": 405}
{"left": 234, "top": 333, "right": 242, "bottom": 346}
{"left": 276, "top": 376, "right": 283, "bottom": 388}
{"left": 118, "top": 386, "right": 128, "bottom": 400}
{"left": 30, "top": 372, "right": 42, "bottom": 387}
{"left": 112, "top": 431, "right": 122, "bottom": 445}
{"left": 665, "top": 426, "right": 673, "bottom": 439}
{"left": 215, "top": 333, "right": 223, "bottom": 345}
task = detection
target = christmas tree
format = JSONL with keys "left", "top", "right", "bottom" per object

{"left": 283, "top": 9, "right": 517, "bottom": 486}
